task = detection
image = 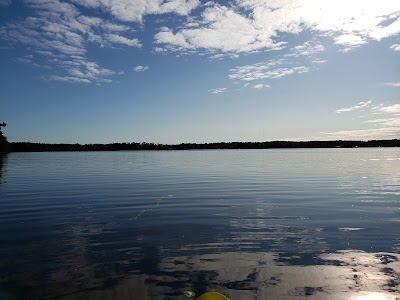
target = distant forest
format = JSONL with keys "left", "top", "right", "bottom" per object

{"left": 8, "top": 139, "right": 400, "bottom": 152}
{"left": 1, "top": 121, "right": 399, "bottom": 152}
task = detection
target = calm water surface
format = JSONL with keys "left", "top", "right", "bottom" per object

{"left": 0, "top": 149, "right": 399, "bottom": 299}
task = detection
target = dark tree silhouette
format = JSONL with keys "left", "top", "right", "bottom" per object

{"left": 0, "top": 121, "right": 10, "bottom": 152}
{"left": 1, "top": 120, "right": 398, "bottom": 152}
{"left": 9, "top": 139, "right": 400, "bottom": 152}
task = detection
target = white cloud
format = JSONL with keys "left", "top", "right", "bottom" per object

{"left": 229, "top": 59, "right": 309, "bottom": 82}
{"left": 288, "top": 41, "right": 325, "bottom": 57}
{"left": 336, "top": 101, "right": 400, "bottom": 115}
{"left": 49, "top": 75, "right": 91, "bottom": 83}
{"left": 252, "top": 84, "right": 270, "bottom": 89}
{"left": 155, "top": 1, "right": 400, "bottom": 55}
{"left": 334, "top": 34, "right": 367, "bottom": 52}
{"left": 72, "top": 0, "right": 200, "bottom": 22}
{"left": 133, "top": 65, "right": 149, "bottom": 72}
{"left": 378, "top": 104, "right": 400, "bottom": 114}
{"left": 152, "top": 47, "right": 168, "bottom": 54}
{"left": 154, "top": 29, "right": 194, "bottom": 50}
{"left": 105, "top": 34, "right": 142, "bottom": 47}
{"left": 209, "top": 88, "right": 226, "bottom": 94}
{"left": 0, "top": 0, "right": 144, "bottom": 83}
{"left": 59, "top": 59, "right": 116, "bottom": 83}
{"left": 311, "top": 59, "right": 327, "bottom": 64}
{"left": 385, "top": 82, "right": 400, "bottom": 87}
{"left": 154, "top": 4, "right": 288, "bottom": 53}
{"left": 390, "top": 44, "right": 400, "bottom": 52}
{"left": 335, "top": 101, "right": 372, "bottom": 113}
{"left": 209, "top": 53, "right": 239, "bottom": 60}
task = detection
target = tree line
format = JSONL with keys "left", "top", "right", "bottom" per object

{"left": 1, "top": 121, "right": 399, "bottom": 152}
{"left": 9, "top": 139, "right": 400, "bottom": 152}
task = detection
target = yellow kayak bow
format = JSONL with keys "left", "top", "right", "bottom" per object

{"left": 196, "top": 292, "right": 229, "bottom": 300}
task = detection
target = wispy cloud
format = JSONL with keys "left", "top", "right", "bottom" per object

{"left": 390, "top": 44, "right": 400, "bottom": 52}
{"left": 252, "top": 84, "right": 270, "bottom": 89}
{"left": 0, "top": 0, "right": 12, "bottom": 6}
{"left": 335, "top": 101, "right": 372, "bottom": 113}
{"left": 336, "top": 101, "right": 400, "bottom": 115}
{"left": 105, "top": 34, "right": 142, "bottom": 47}
{"left": 133, "top": 65, "right": 149, "bottom": 72}
{"left": 320, "top": 127, "right": 400, "bottom": 140}
{"left": 364, "top": 118, "right": 400, "bottom": 127}
{"left": 287, "top": 41, "right": 325, "bottom": 57}
{"left": 311, "top": 59, "right": 327, "bottom": 65}
{"left": 209, "top": 53, "right": 240, "bottom": 60}
{"left": 0, "top": 0, "right": 137, "bottom": 83}
{"left": 0, "top": 0, "right": 198, "bottom": 83}
{"left": 15, "top": 54, "right": 41, "bottom": 66}
{"left": 323, "top": 101, "right": 400, "bottom": 140}
{"left": 385, "top": 82, "right": 400, "bottom": 87}
{"left": 209, "top": 88, "right": 226, "bottom": 94}
{"left": 378, "top": 103, "right": 400, "bottom": 114}
{"left": 229, "top": 59, "right": 309, "bottom": 82}
{"left": 50, "top": 75, "right": 91, "bottom": 83}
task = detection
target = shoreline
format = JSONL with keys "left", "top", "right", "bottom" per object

{"left": 6, "top": 139, "right": 400, "bottom": 152}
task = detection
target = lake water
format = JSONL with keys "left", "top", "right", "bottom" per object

{"left": 0, "top": 149, "right": 399, "bottom": 300}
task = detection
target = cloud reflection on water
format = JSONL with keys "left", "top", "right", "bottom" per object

{"left": 47, "top": 248, "right": 399, "bottom": 300}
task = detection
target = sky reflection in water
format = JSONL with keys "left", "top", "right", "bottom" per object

{"left": 0, "top": 149, "right": 399, "bottom": 299}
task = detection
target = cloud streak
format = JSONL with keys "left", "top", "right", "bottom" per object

{"left": 335, "top": 101, "right": 372, "bottom": 113}
{"left": 105, "top": 34, "right": 142, "bottom": 47}
{"left": 385, "top": 82, "right": 400, "bottom": 87}
{"left": 252, "top": 84, "right": 270, "bottom": 89}
{"left": 133, "top": 65, "right": 149, "bottom": 72}
{"left": 229, "top": 59, "right": 309, "bottom": 82}
{"left": 320, "top": 127, "right": 400, "bottom": 141}
{"left": 209, "top": 88, "right": 226, "bottom": 94}
{"left": 390, "top": 44, "right": 400, "bottom": 52}
{"left": 324, "top": 101, "right": 400, "bottom": 140}
{"left": 287, "top": 41, "right": 325, "bottom": 57}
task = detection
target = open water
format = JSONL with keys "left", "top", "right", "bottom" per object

{"left": 0, "top": 149, "right": 399, "bottom": 299}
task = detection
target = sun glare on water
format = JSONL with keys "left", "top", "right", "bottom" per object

{"left": 350, "top": 292, "right": 396, "bottom": 300}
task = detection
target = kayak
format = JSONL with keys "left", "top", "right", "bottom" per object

{"left": 196, "top": 292, "right": 229, "bottom": 300}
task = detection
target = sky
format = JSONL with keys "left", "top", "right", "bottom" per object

{"left": 0, "top": 0, "right": 399, "bottom": 144}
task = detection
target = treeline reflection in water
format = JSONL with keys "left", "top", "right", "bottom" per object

{"left": 0, "top": 153, "right": 6, "bottom": 184}
{"left": 0, "top": 150, "right": 399, "bottom": 300}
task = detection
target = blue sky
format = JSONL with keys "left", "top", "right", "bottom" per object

{"left": 0, "top": 0, "right": 399, "bottom": 144}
